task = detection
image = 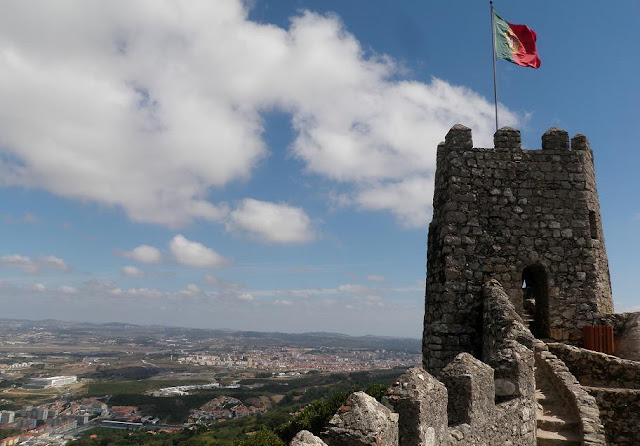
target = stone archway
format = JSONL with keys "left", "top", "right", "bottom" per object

{"left": 522, "top": 265, "right": 550, "bottom": 338}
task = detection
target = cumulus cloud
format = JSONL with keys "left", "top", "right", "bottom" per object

{"left": 119, "top": 245, "right": 163, "bottom": 264}
{"left": 354, "top": 176, "right": 435, "bottom": 228}
{"left": 226, "top": 199, "right": 316, "bottom": 244}
{"left": 33, "top": 283, "right": 46, "bottom": 291}
{"left": 0, "top": 0, "right": 517, "bottom": 229}
{"left": 0, "top": 254, "right": 69, "bottom": 274}
{"left": 58, "top": 285, "right": 78, "bottom": 294}
{"left": 169, "top": 234, "right": 230, "bottom": 268}
{"left": 122, "top": 265, "right": 145, "bottom": 278}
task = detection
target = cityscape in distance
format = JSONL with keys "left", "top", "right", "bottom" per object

{"left": 0, "top": 318, "right": 420, "bottom": 445}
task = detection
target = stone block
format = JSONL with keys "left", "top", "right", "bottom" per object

{"left": 386, "top": 367, "right": 448, "bottom": 446}
{"left": 614, "top": 312, "right": 640, "bottom": 361}
{"left": 541, "top": 127, "right": 570, "bottom": 150}
{"left": 321, "top": 391, "right": 398, "bottom": 446}
{"left": 440, "top": 353, "right": 494, "bottom": 426}
{"left": 571, "top": 133, "right": 590, "bottom": 151}
{"left": 493, "top": 126, "right": 521, "bottom": 149}
{"left": 291, "top": 430, "right": 328, "bottom": 446}
{"left": 549, "top": 328, "right": 565, "bottom": 340}
{"left": 445, "top": 124, "right": 473, "bottom": 150}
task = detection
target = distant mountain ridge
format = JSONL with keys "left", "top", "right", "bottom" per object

{"left": 0, "top": 318, "right": 421, "bottom": 352}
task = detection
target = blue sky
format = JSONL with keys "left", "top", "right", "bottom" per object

{"left": 0, "top": 1, "right": 638, "bottom": 338}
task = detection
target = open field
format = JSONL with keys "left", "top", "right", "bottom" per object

{"left": 84, "top": 378, "right": 211, "bottom": 396}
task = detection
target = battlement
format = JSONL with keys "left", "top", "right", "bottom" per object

{"left": 441, "top": 124, "right": 590, "bottom": 152}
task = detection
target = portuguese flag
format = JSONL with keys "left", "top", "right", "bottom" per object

{"left": 493, "top": 11, "right": 540, "bottom": 69}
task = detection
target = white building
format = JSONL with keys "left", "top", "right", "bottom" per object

{"left": 0, "top": 410, "right": 15, "bottom": 424}
{"left": 26, "top": 375, "right": 77, "bottom": 389}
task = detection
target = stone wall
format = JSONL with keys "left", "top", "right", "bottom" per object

{"left": 547, "top": 342, "right": 640, "bottom": 389}
{"left": 442, "top": 353, "right": 535, "bottom": 446}
{"left": 597, "top": 311, "right": 640, "bottom": 361}
{"left": 424, "top": 125, "right": 613, "bottom": 374}
{"left": 386, "top": 368, "right": 448, "bottom": 446}
{"left": 305, "top": 358, "right": 535, "bottom": 446}
{"left": 534, "top": 341, "right": 606, "bottom": 445}
{"left": 441, "top": 353, "right": 496, "bottom": 445}
{"left": 321, "top": 391, "right": 398, "bottom": 446}
{"left": 585, "top": 387, "right": 640, "bottom": 445}
{"left": 482, "top": 279, "right": 535, "bottom": 402}
{"left": 382, "top": 280, "right": 536, "bottom": 446}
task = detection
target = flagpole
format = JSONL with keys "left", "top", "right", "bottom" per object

{"left": 490, "top": 1, "right": 499, "bottom": 132}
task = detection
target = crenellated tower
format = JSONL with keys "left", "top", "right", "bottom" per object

{"left": 423, "top": 125, "right": 613, "bottom": 374}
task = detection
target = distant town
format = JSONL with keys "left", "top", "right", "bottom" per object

{"left": 0, "top": 318, "right": 420, "bottom": 445}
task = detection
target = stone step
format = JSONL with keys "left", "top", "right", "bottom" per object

{"left": 537, "top": 413, "right": 579, "bottom": 431}
{"left": 537, "top": 428, "right": 581, "bottom": 446}
{"left": 535, "top": 387, "right": 564, "bottom": 406}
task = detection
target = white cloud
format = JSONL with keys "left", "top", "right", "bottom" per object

{"left": 205, "top": 274, "right": 241, "bottom": 290}
{"left": 112, "top": 287, "right": 164, "bottom": 298}
{"left": 122, "top": 265, "right": 145, "bottom": 278}
{"left": 226, "top": 199, "right": 316, "bottom": 244}
{"left": 186, "top": 283, "right": 201, "bottom": 293}
{"left": 0, "top": 254, "right": 36, "bottom": 273}
{"left": 354, "top": 176, "right": 435, "bottom": 228}
{"left": 236, "top": 292, "right": 254, "bottom": 302}
{"left": 33, "top": 283, "right": 46, "bottom": 291}
{"left": 0, "top": 254, "right": 69, "bottom": 274}
{"left": 181, "top": 283, "right": 202, "bottom": 295}
{"left": 0, "top": 1, "right": 517, "bottom": 228}
{"left": 39, "top": 255, "right": 70, "bottom": 271}
{"left": 248, "top": 281, "right": 423, "bottom": 302}
{"left": 337, "top": 283, "right": 368, "bottom": 294}
{"left": 169, "top": 234, "right": 230, "bottom": 268}
{"left": 120, "top": 245, "right": 163, "bottom": 264}
{"left": 0, "top": 279, "right": 423, "bottom": 336}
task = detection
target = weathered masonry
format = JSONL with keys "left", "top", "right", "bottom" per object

{"left": 423, "top": 125, "right": 613, "bottom": 373}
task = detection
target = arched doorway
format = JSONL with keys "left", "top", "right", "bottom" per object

{"left": 521, "top": 265, "right": 549, "bottom": 338}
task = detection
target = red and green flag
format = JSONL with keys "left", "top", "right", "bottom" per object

{"left": 493, "top": 11, "right": 540, "bottom": 69}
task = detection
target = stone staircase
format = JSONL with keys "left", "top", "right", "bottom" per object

{"left": 535, "top": 366, "right": 581, "bottom": 446}
{"left": 522, "top": 297, "right": 536, "bottom": 333}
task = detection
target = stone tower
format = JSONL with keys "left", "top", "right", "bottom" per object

{"left": 423, "top": 125, "right": 613, "bottom": 374}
